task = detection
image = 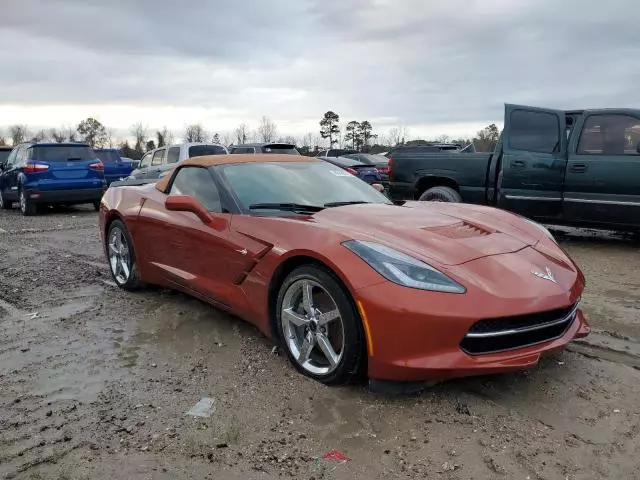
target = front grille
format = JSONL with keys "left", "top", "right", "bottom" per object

{"left": 460, "top": 303, "right": 578, "bottom": 355}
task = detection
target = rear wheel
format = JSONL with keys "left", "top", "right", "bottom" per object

{"left": 0, "top": 191, "right": 12, "bottom": 210}
{"left": 19, "top": 189, "right": 37, "bottom": 216}
{"left": 107, "top": 219, "right": 143, "bottom": 291}
{"left": 418, "top": 186, "right": 462, "bottom": 203}
{"left": 276, "top": 265, "right": 366, "bottom": 386}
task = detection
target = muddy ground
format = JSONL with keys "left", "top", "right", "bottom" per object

{"left": 1, "top": 207, "right": 639, "bottom": 480}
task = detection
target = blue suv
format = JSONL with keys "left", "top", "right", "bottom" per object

{"left": 0, "top": 142, "right": 106, "bottom": 216}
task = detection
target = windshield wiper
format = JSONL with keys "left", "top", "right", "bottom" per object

{"left": 249, "top": 203, "right": 325, "bottom": 213}
{"left": 324, "top": 200, "right": 371, "bottom": 207}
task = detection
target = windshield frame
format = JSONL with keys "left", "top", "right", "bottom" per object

{"left": 214, "top": 161, "right": 391, "bottom": 215}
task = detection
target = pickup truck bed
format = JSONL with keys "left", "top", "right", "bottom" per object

{"left": 388, "top": 103, "right": 640, "bottom": 232}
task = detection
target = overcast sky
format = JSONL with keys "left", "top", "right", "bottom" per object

{"left": 1, "top": 0, "right": 639, "bottom": 143}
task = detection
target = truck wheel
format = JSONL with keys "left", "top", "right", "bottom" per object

{"left": 418, "top": 186, "right": 462, "bottom": 203}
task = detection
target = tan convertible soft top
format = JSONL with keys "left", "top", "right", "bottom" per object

{"left": 155, "top": 154, "right": 319, "bottom": 192}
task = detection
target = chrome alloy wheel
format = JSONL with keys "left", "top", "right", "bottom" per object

{"left": 281, "top": 279, "right": 345, "bottom": 375}
{"left": 108, "top": 226, "right": 131, "bottom": 284}
{"left": 19, "top": 190, "right": 26, "bottom": 213}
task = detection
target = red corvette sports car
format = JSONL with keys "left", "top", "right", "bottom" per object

{"left": 99, "top": 154, "right": 590, "bottom": 389}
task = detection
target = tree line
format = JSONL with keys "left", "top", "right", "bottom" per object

{"left": 0, "top": 114, "right": 501, "bottom": 159}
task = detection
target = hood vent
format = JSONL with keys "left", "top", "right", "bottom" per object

{"left": 424, "top": 221, "right": 493, "bottom": 239}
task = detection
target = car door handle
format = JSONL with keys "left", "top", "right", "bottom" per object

{"left": 511, "top": 160, "right": 525, "bottom": 168}
{"left": 569, "top": 163, "right": 587, "bottom": 173}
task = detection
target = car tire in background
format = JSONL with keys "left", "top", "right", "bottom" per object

{"left": 276, "top": 265, "right": 366, "bottom": 386}
{"left": 92, "top": 201, "right": 100, "bottom": 211}
{"left": 0, "top": 191, "right": 12, "bottom": 210}
{"left": 418, "top": 186, "right": 462, "bottom": 203}
{"left": 106, "top": 219, "right": 144, "bottom": 291}
{"left": 19, "top": 188, "right": 37, "bottom": 216}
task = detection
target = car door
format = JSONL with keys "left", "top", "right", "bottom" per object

{"left": 5, "top": 145, "right": 26, "bottom": 201}
{"left": 135, "top": 152, "right": 153, "bottom": 178}
{"left": 497, "top": 104, "right": 567, "bottom": 220}
{"left": 564, "top": 112, "right": 640, "bottom": 228}
{"left": 0, "top": 147, "right": 19, "bottom": 201}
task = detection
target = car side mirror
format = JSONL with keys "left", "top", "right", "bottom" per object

{"left": 165, "top": 195, "right": 214, "bottom": 225}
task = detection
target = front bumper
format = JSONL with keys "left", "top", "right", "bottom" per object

{"left": 26, "top": 187, "right": 106, "bottom": 204}
{"left": 356, "top": 281, "right": 589, "bottom": 382}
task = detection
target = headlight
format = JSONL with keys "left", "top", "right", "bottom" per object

{"left": 343, "top": 240, "right": 466, "bottom": 293}
{"left": 522, "top": 217, "right": 556, "bottom": 243}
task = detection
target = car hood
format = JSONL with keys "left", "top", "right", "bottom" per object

{"left": 310, "top": 202, "right": 541, "bottom": 266}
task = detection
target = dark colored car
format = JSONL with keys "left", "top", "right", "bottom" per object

{"left": 230, "top": 143, "right": 300, "bottom": 155}
{"left": 99, "top": 154, "right": 589, "bottom": 389}
{"left": 94, "top": 148, "right": 135, "bottom": 186}
{"left": 388, "top": 103, "right": 640, "bottom": 233}
{"left": 0, "top": 142, "right": 106, "bottom": 216}
{"left": 319, "top": 156, "right": 381, "bottom": 184}
{"left": 344, "top": 153, "right": 390, "bottom": 183}
{"left": 316, "top": 148, "right": 358, "bottom": 158}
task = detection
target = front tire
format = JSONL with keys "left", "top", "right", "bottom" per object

{"left": 106, "top": 219, "right": 143, "bottom": 291}
{"left": 276, "top": 265, "right": 366, "bottom": 386}
{"left": 19, "top": 189, "right": 37, "bottom": 216}
{"left": 418, "top": 186, "right": 462, "bottom": 203}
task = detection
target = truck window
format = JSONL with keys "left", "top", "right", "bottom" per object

{"left": 577, "top": 114, "right": 640, "bottom": 156}
{"left": 508, "top": 109, "right": 560, "bottom": 153}
{"left": 152, "top": 149, "right": 166, "bottom": 166}
{"left": 166, "top": 146, "right": 180, "bottom": 164}
{"left": 140, "top": 152, "right": 152, "bottom": 168}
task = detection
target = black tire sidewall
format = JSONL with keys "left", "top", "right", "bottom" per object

{"left": 20, "top": 188, "right": 36, "bottom": 216}
{"left": 276, "top": 265, "right": 366, "bottom": 386}
{"left": 419, "top": 186, "right": 461, "bottom": 203}
{"left": 107, "top": 219, "right": 142, "bottom": 291}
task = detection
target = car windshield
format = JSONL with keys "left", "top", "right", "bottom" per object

{"left": 188, "top": 145, "right": 227, "bottom": 157}
{"left": 95, "top": 150, "right": 121, "bottom": 163}
{"left": 220, "top": 161, "right": 390, "bottom": 211}
{"left": 30, "top": 145, "right": 97, "bottom": 162}
{"left": 0, "top": 150, "right": 10, "bottom": 163}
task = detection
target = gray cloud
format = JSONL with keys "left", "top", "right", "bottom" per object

{"left": 1, "top": 0, "right": 640, "bottom": 135}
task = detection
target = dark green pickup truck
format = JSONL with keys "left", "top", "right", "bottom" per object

{"left": 388, "top": 104, "right": 640, "bottom": 232}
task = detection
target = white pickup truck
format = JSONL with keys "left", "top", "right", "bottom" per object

{"left": 129, "top": 142, "right": 228, "bottom": 181}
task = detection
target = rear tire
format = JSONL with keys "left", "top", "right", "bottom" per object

{"left": 106, "top": 219, "right": 144, "bottom": 291}
{"left": 92, "top": 201, "right": 100, "bottom": 211}
{"left": 0, "top": 191, "right": 12, "bottom": 210}
{"left": 19, "top": 189, "right": 37, "bottom": 216}
{"left": 418, "top": 186, "right": 462, "bottom": 203}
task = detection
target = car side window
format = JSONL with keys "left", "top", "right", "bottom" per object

{"left": 577, "top": 114, "right": 640, "bottom": 156}
{"left": 4, "top": 148, "right": 18, "bottom": 167}
{"left": 152, "top": 149, "right": 166, "bottom": 166}
{"left": 140, "top": 152, "right": 152, "bottom": 168}
{"left": 168, "top": 167, "right": 223, "bottom": 213}
{"left": 14, "top": 146, "right": 27, "bottom": 167}
{"left": 166, "top": 146, "right": 180, "bottom": 164}
{"left": 508, "top": 109, "right": 560, "bottom": 154}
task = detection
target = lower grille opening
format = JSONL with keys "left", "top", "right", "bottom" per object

{"left": 461, "top": 304, "right": 577, "bottom": 355}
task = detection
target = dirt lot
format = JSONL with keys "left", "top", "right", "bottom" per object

{"left": 1, "top": 207, "right": 639, "bottom": 480}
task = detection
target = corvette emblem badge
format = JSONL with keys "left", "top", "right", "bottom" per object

{"left": 531, "top": 266, "right": 556, "bottom": 283}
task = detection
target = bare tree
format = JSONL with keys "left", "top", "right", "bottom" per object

{"left": 49, "top": 128, "right": 66, "bottom": 143}
{"left": 131, "top": 123, "right": 148, "bottom": 157}
{"left": 9, "top": 125, "right": 29, "bottom": 145}
{"left": 234, "top": 123, "right": 249, "bottom": 144}
{"left": 0, "top": 129, "right": 6, "bottom": 146}
{"left": 435, "top": 134, "right": 451, "bottom": 143}
{"left": 222, "top": 132, "right": 234, "bottom": 147}
{"left": 32, "top": 129, "right": 48, "bottom": 142}
{"left": 63, "top": 125, "right": 77, "bottom": 142}
{"left": 156, "top": 126, "right": 173, "bottom": 147}
{"left": 184, "top": 124, "right": 207, "bottom": 143}
{"left": 301, "top": 133, "right": 313, "bottom": 149}
{"left": 105, "top": 128, "right": 117, "bottom": 148}
{"left": 257, "top": 116, "right": 277, "bottom": 143}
